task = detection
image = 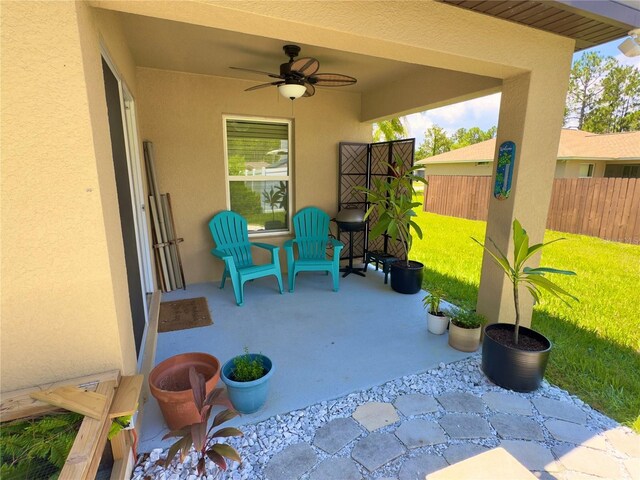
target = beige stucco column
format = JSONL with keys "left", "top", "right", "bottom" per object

{"left": 1, "top": 1, "right": 137, "bottom": 390}
{"left": 476, "top": 63, "right": 572, "bottom": 327}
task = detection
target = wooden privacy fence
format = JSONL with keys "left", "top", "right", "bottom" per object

{"left": 424, "top": 175, "right": 640, "bottom": 244}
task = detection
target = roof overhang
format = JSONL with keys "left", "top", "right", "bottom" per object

{"left": 435, "top": 0, "right": 640, "bottom": 50}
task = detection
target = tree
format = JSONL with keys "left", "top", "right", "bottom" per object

{"left": 564, "top": 52, "right": 615, "bottom": 130}
{"left": 415, "top": 125, "right": 452, "bottom": 159}
{"left": 451, "top": 126, "right": 497, "bottom": 149}
{"left": 582, "top": 64, "right": 640, "bottom": 133}
{"left": 372, "top": 118, "right": 407, "bottom": 142}
{"left": 564, "top": 51, "right": 640, "bottom": 133}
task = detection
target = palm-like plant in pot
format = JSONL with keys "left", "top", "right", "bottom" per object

{"left": 473, "top": 219, "right": 577, "bottom": 392}
{"left": 423, "top": 289, "right": 450, "bottom": 335}
{"left": 358, "top": 157, "right": 427, "bottom": 294}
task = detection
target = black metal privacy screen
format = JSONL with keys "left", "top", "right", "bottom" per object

{"left": 337, "top": 139, "right": 415, "bottom": 262}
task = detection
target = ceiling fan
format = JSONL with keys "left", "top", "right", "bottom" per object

{"left": 231, "top": 44, "right": 357, "bottom": 100}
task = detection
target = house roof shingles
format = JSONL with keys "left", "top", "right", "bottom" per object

{"left": 416, "top": 129, "right": 640, "bottom": 165}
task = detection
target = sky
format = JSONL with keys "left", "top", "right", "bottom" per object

{"left": 403, "top": 39, "right": 640, "bottom": 147}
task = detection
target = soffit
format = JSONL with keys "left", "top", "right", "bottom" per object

{"left": 435, "top": 0, "right": 639, "bottom": 50}
{"left": 115, "top": 11, "right": 468, "bottom": 95}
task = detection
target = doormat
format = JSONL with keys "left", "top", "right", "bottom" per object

{"left": 158, "top": 297, "right": 212, "bottom": 333}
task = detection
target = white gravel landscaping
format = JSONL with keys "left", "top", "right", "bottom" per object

{"left": 132, "top": 354, "right": 631, "bottom": 480}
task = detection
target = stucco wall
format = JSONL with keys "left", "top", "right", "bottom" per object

{"left": 136, "top": 67, "right": 370, "bottom": 284}
{"left": 0, "top": 1, "right": 137, "bottom": 391}
{"left": 561, "top": 159, "right": 607, "bottom": 178}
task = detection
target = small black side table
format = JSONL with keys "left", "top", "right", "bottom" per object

{"left": 338, "top": 224, "right": 366, "bottom": 278}
{"left": 364, "top": 250, "right": 399, "bottom": 284}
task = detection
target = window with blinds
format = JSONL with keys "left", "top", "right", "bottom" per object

{"left": 224, "top": 117, "right": 292, "bottom": 234}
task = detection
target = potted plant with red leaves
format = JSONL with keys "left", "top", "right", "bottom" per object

{"left": 163, "top": 367, "right": 243, "bottom": 477}
{"left": 473, "top": 219, "right": 577, "bottom": 392}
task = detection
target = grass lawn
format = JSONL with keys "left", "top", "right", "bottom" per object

{"left": 412, "top": 212, "right": 640, "bottom": 431}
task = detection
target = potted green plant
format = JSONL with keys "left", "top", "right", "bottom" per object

{"left": 423, "top": 289, "right": 449, "bottom": 335}
{"left": 473, "top": 219, "right": 577, "bottom": 392}
{"left": 448, "top": 310, "right": 486, "bottom": 352}
{"left": 221, "top": 348, "right": 274, "bottom": 414}
{"left": 358, "top": 156, "right": 427, "bottom": 294}
{"left": 164, "top": 367, "right": 242, "bottom": 477}
{"left": 149, "top": 352, "right": 221, "bottom": 430}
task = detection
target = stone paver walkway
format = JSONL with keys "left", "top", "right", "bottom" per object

{"left": 261, "top": 360, "right": 639, "bottom": 480}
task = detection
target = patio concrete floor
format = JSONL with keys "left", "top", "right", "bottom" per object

{"left": 139, "top": 269, "right": 470, "bottom": 452}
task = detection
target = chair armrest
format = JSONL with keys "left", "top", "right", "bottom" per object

{"left": 211, "top": 248, "right": 232, "bottom": 260}
{"left": 252, "top": 242, "right": 279, "bottom": 252}
{"left": 329, "top": 238, "right": 344, "bottom": 249}
{"left": 283, "top": 239, "right": 297, "bottom": 249}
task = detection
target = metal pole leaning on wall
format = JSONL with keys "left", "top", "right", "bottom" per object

{"left": 143, "top": 141, "right": 186, "bottom": 292}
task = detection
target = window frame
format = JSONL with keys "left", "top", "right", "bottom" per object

{"left": 578, "top": 163, "right": 594, "bottom": 178}
{"left": 223, "top": 115, "right": 293, "bottom": 237}
{"left": 622, "top": 164, "right": 640, "bottom": 178}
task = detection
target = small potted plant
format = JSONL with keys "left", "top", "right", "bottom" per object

{"left": 164, "top": 367, "right": 242, "bottom": 477}
{"left": 221, "top": 348, "right": 274, "bottom": 414}
{"left": 357, "top": 156, "right": 427, "bottom": 294}
{"left": 448, "top": 310, "right": 486, "bottom": 352}
{"left": 423, "top": 289, "right": 449, "bottom": 335}
{"left": 473, "top": 219, "right": 577, "bottom": 392}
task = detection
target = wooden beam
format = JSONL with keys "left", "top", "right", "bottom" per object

{"left": 110, "top": 430, "right": 135, "bottom": 480}
{"left": 30, "top": 386, "right": 107, "bottom": 420}
{"left": 135, "top": 290, "right": 161, "bottom": 434}
{"left": 109, "top": 375, "right": 143, "bottom": 419}
{"left": 0, "top": 370, "right": 120, "bottom": 422}
{"left": 59, "top": 380, "right": 117, "bottom": 480}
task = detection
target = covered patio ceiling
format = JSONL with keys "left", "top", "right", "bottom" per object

{"left": 117, "top": 11, "right": 422, "bottom": 95}
{"left": 102, "top": 0, "right": 640, "bottom": 124}
{"left": 107, "top": 9, "right": 504, "bottom": 121}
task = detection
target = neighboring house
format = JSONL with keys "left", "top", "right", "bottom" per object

{"left": 2, "top": 0, "right": 638, "bottom": 432}
{"left": 417, "top": 129, "right": 640, "bottom": 178}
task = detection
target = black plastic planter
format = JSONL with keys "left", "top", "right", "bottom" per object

{"left": 481, "top": 323, "right": 552, "bottom": 392}
{"left": 389, "top": 260, "right": 424, "bottom": 294}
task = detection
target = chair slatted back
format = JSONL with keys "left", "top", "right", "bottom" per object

{"left": 293, "top": 207, "right": 330, "bottom": 260}
{"left": 209, "top": 211, "right": 253, "bottom": 268}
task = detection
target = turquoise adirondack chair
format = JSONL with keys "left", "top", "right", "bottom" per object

{"left": 208, "top": 211, "right": 283, "bottom": 306}
{"left": 284, "top": 207, "right": 344, "bottom": 292}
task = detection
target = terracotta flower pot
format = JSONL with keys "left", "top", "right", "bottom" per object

{"left": 448, "top": 322, "right": 481, "bottom": 352}
{"left": 149, "top": 352, "right": 220, "bottom": 430}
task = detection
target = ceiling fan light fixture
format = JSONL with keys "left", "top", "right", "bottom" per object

{"left": 278, "top": 83, "right": 306, "bottom": 100}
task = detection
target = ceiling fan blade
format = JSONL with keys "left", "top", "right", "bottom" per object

{"left": 290, "top": 57, "right": 320, "bottom": 76}
{"left": 309, "top": 73, "right": 357, "bottom": 87}
{"left": 303, "top": 83, "right": 316, "bottom": 97}
{"left": 245, "top": 81, "right": 284, "bottom": 92}
{"left": 230, "top": 66, "right": 282, "bottom": 79}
